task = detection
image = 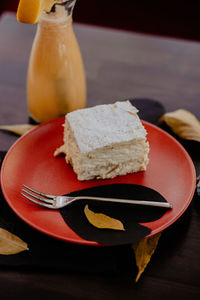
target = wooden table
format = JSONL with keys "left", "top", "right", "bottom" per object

{"left": 0, "top": 13, "right": 200, "bottom": 300}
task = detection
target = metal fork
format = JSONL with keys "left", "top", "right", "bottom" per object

{"left": 21, "top": 184, "right": 172, "bottom": 209}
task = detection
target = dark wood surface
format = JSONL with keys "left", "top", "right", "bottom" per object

{"left": 1, "top": 0, "right": 200, "bottom": 41}
{"left": 0, "top": 13, "right": 200, "bottom": 300}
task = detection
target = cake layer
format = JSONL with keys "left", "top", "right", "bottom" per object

{"left": 55, "top": 100, "right": 149, "bottom": 181}
{"left": 71, "top": 140, "right": 149, "bottom": 180}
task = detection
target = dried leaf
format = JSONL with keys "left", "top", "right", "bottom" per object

{"left": 0, "top": 124, "right": 37, "bottom": 136}
{"left": 0, "top": 228, "right": 29, "bottom": 255}
{"left": 132, "top": 232, "right": 161, "bottom": 282}
{"left": 84, "top": 205, "right": 125, "bottom": 231}
{"left": 159, "top": 109, "right": 200, "bottom": 142}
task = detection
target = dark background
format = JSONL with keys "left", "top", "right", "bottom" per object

{"left": 1, "top": 0, "right": 200, "bottom": 41}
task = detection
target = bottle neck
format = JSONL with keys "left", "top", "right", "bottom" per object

{"left": 62, "top": 0, "right": 77, "bottom": 17}
{"left": 39, "top": 1, "right": 76, "bottom": 31}
{"left": 40, "top": 0, "right": 76, "bottom": 23}
{"left": 50, "top": 0, "right": 76, "bottom": 18}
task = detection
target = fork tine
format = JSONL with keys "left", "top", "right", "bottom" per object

{"left": 22, "top": 188, "right": 54, "bottom": 204}
{"left": 22, "top": 184, "right": 54, "bottom": 199}
{"left": 21, "top": 193, "right": 54, "bottom": 209}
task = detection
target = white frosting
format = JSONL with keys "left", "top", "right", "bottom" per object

{"left": 66, "top": 101, "right": 147, "bottom": 153}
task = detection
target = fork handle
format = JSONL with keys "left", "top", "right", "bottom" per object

{"left": 76, "top": 196, "right": 172, "bottom": 209}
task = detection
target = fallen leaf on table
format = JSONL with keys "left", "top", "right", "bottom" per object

{"left": 84, "top": 205, "right": 125, "bottom": 231}
{"left": 159, "top": 109, "right": 200, "bottom": 142}
{"left": 132, "top": 232, "right": 161, "bottom": 282}
{"left": 0, "top": 227, "right": 29, "bottom": 255}
{"left": 0, "top": 124, "right": 37, "bottom": 136}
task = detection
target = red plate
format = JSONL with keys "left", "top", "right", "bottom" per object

{"left": 0, "top": 118, "right": 196, "bottom": 246}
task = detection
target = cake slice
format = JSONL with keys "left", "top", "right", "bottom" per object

{"left": 54, "top": 101, "right": 149, "bottom": 180}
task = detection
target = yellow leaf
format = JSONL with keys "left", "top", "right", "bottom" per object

{"left": 159, "top": 109, "right": 200, "bottom": 142}
{"left": 84, "top": 205, "right": 125, "bottom": 231}
{"left": 0, "top": 124, "right": 37, "bottom": 136}
{"left": 0, "top": 228, "right": 29, "bottom": 255}
{"left": 132, "top": 232, "right": 161, "bottom": 282}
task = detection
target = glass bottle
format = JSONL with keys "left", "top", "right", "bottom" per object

{"left": 27, "top": 0, "right": 86, "bottom": 123}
